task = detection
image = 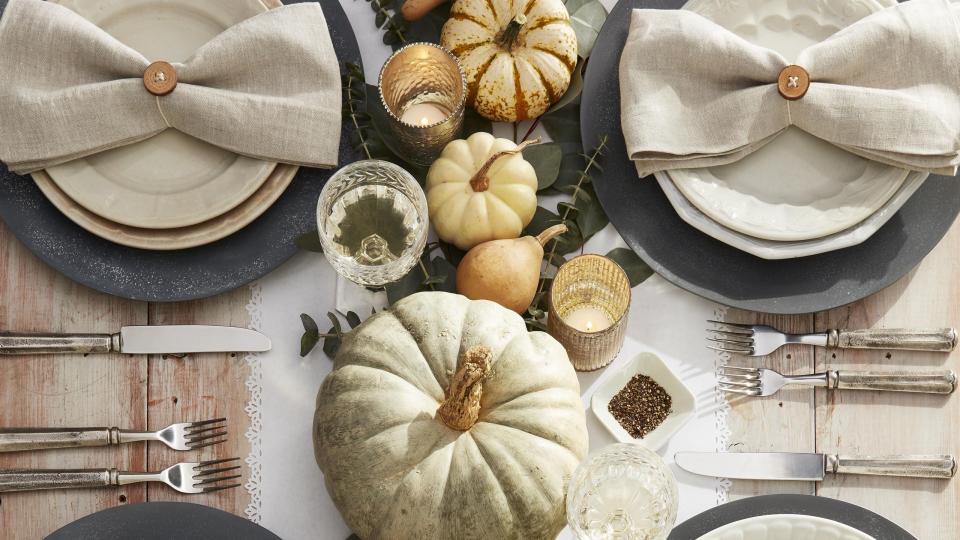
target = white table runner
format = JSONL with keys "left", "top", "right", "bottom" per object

{"left": 240, "top": 1, "right": 732, "bottom": 537}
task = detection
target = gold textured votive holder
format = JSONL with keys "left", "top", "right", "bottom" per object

{"left": 377, "top": 42, "right": 467, "bottom": 166}
{"left": 548, "top": 255, "right": 631, "bottom": 371}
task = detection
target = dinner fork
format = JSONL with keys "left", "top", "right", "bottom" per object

{"left": 718, "top": 365, "right": 957, "bottom": 396}
{"left": 0, "top": 418, "right": 227, "bottom": 453}
{"left": 707, "top": 321, "right": 957, "bottom": 357}
{"left": 0, "top": 458, "right": 242, "bottom": 493}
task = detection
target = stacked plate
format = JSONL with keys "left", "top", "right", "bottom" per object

{"left": 35, "top": 0, "right": 298, "bottom": 251}
{"left": 657, "top": 0, "right": 922, "bottom": 260}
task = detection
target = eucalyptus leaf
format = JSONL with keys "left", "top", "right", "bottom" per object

{"left": 525, "top": 318, "right": 549, "bottom": 332}
{"left": 606, "top": 247, "right": 654, "bottom": 287}
{"left": 327, "top": 312, "right": 343, "bottom": 336}
{"left": 542, "top": 103, "right": 582, "bottom": 146}
{"left": 462, "top": 106, "right": 494, "bottom": 137}
{"left": 300, "top": 313, "right": 319, "bottom": 334}
{"left": 300, "top": 329, "right": 320, "bottom": 358}
{"left": 524, "top": 207, "right": 583, "bottom": 255}
{"left": 385, "top": 261, "right": 426, "bottom": 305}
{"left": 345, "top": 311, "right": 362, "bottom": 329}
{"left": 430, "top": 256, "right": 458, "bottom": 293}
{"left": 438, "top": 240, "right": 467, "bottom": 267}
{"left": 322, "top": 327, "right": 341, "bottom": 358}
{"left": 575, "top": 185, "right": 609, "bottom": 241}
{"left": 400, "top": 2, "right": 450, "bottom": 50}
{"left": 523, "top": 143, "right": 563, "bottom": 190}
{"left": 295, "top": 229, "right": 324, "bottom": 252}
{"left": 568, "top": 0, "right": 607, "bottom": 57}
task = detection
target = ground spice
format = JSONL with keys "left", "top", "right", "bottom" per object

{"left": 608, "top": 373, "right": 672, "bottom": 439}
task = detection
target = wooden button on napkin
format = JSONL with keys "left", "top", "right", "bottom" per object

{"left": 143, "top": 61, "right": 177, "bottom": 96}
{"left": 777, "top": 65, "right": 809, "bottom": 101}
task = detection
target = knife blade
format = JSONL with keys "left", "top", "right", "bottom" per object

{"left": 0, "top": 326, "right": 271, "bottom": 355}
{"left": 675, "top": 452, "right": 956, "bottom": 480}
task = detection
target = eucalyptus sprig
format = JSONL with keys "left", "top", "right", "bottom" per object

{"left": 300, "top": 311, "right": 366, "bottom": 359}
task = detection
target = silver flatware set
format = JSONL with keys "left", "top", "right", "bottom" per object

{"left": 0, "top": 324, "right": 270, "bottom": 494}
{"left": 685, "top": 321, "right": 959, "bottom": 482}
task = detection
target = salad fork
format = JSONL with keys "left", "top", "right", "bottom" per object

{"left": 707, "top": 320, "right": 957, "bottom": 357}
{"left": 0, "top": 458, "right": 242, "bottom": 494}
{"left": 0, "top": 418, "right": 227, "bottom": 453}
{"left": 719, "top": 365, "right": 957, "bottom": 397}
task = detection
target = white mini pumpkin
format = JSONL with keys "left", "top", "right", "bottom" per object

{"left": 440, "top": 0, "right": 578, "bottom": 121}
{"left": 314, "top": 292, "right": 588, "bottom": 540}
{"left": 426, "top": 132, "right": 539, "bottom": 251}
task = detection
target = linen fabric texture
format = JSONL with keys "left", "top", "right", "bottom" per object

{"left": 0, "top": 0, "right": 342, "bottom": 174}
{"left": 619, "top": 0, "right": 960, "bottom": 177}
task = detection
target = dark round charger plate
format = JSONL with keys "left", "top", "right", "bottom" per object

{"left": 581, "top": 0, "right": 960, "bottom": 314}
{"left": 667, "top": 494, "right": 914, "bottom": 539}
{"left": 45, "top": 502, "right": 281, "bottom": 540}
{"left": 0, "top": 0, "right": 360, "bottom": 302}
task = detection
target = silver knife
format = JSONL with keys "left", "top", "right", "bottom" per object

{"left": 675, "top": 452, "right": 956, "bottom": 480}
{"left": 0, "top": 326, "right": 271, "bottom": 355}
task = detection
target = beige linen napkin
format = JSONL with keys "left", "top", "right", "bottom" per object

{"left": 620, "top": 0, "right": 960, "bottom": 178}
{"left": 0, "top": 0, "right": 341, "bottom": 174}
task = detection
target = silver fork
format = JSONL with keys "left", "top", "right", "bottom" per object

{"left": 0, "top": 418, "right": 227, "bottom": 453}
{"left": 707, "top": 320, "right": 957, "bottom": 357}
{"left": 719, "top": 365, "right": 957, "bottom": 396}
{"left": 0, "top": 458, "right": 242, "bottom": 493}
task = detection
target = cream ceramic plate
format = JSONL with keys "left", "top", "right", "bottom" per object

{"left": 656, "top": 170, "right": 928, "bottom": 259}
{"left": 671, "top": 0, "right": 908, "bottom": 242}
{"left": 699, "top": 514, "right": 874, "bottom": 540}
{"left": 590, "top": 352, "right": 696, "bottom": 451}
{"left": 41, "top": 0, "right": 277, "bottom": 230}
{"left": 33, "top": 165, "right": 297, "bottom": 251}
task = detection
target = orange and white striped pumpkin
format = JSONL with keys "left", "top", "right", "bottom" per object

{"left": 440, "top": 0, "right": 578, "bottom": 122}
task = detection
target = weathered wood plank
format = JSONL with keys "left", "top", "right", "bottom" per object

{"left": 723, "top": 312, "right": 817, "bottom": 499}
{"left": 0, "top": 221, "right": 149, "bottom": 538}
{"left": 145, "top": 287, "right": 252, "bottom": 515}
{"left": 814, "top": 219, "right": 960, "bottom": 538}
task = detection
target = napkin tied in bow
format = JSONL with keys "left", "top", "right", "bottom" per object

{"left": 0, "top": 0, "right": 342, "bottom": 174}
{"left": 619, "top": 0, "right": 960, "bottom": 177}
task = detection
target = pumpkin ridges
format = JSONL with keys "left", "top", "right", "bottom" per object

{"left": 521, "top": 14, "right": 569, "bottom": 32}
{"left": 529, "top": 44, "right": 576, "bottom": 73}
{"left": 447, "top": 11, "right": 493, "bottom": 31}
{"left": 525, "top": 58, "right": 560, "bottom": 103}
{"left": 511, "top": 58, "right": 528, "bottom": 120}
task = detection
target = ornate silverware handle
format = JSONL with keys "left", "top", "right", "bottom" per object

{"left": 828, "top": 328, "right": 957, "bottom": 352}
{"left": 829, "top": 370, "right": 956, "bottom": 394}
{"left": 0, "top": 428, "right": 121, "bottom": 453}
{"left": 0, "top": 469, "right": 118, "bottom": 492}
{"left": 826, "top": 455, "right": 956, "bottom": 479}
{"left": 0, "top": 333, "right": 117, "bottom": 355}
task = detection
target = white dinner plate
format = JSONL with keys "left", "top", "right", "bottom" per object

{"left": 41, "top": 0, "right": 277, "bottom": 230}
{"left": 670, "top": 0, "right": 908, "bottom": 242}
{"left": 657, "top": 170, "right": 928, "bottom": 259}
{"left": 699, "top": 514, "right": 874, "bottom": 540}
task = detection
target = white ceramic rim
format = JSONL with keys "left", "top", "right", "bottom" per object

{"left": 671, "top": 0, "right": 907, "bottom": 242}
{"left": 656, "top": 170, "right": 929, "bottom": 259}
{"left": 41, "top": 0, "right": 278, "bottom": 230}
{"left": 699, "top": 513, "right": 874, "bottom": 540}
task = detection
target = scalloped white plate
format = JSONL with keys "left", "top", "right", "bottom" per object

{"left": 672, "top": 0, "right": 908, "bottom": 242}
{"left": 42, "top": 0, "right": 277, "bottom": 230}
{"left": 699, "top": 514, "right": 874, "bottom": 540}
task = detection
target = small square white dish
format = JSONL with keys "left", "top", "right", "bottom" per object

{"left": 590, "top": 352, "right": 696, "bottom": 451}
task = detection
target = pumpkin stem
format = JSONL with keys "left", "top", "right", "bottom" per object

{"left": 437, "top": 345, "right": 493, "bottom": 431}
{"left": 468, "top": 137, "right": 541, "bottom": 192}
{"left": 495, "top": 14, "right": 527, "bottom": 51}
{"left": 536, "top": 224, "right": 568, "bottom": 246}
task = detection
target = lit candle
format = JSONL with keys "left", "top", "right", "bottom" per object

{"left": 400, "top": 102, "right": 449, "bottom": 127}
{"left": 563, "top": 306, "right": 613, "bottom": 333}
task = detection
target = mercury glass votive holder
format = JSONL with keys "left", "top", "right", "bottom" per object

{"left": 548, "top": 254, "right": 631, "bottom": 371}
{"left": 377, "top": 42, "right": 466, "bottom": 166}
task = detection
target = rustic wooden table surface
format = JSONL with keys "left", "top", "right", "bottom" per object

{"left": 0, "top": 216, "right": 957, "bottom": 538}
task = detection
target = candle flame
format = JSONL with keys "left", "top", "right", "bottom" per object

{"left": 586, "top": 320, "right": 594, "bottom": 332}
{"left": 419, "top": 116, "right": 431, "bottom": 126}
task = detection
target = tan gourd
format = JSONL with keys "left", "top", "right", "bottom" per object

{"left": 426, "top": 133, "right": 539, "bottom": 251}
{"left": 457, "top": 224, "right": 567, "bottom": 313}
{"left": 314, "top": 292, "right": 588, "bottom": 540}
{"left": 440, "top": 0, "right": 578, "bottom": 122}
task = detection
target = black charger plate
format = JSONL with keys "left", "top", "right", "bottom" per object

{"left": 0, "top": 0, "right": 360, "bottom": 302}
{"left": 668, "top": 494, "right": 913, "bottom": 539}
{"left": 46, "top": 502, "right": 281, "bottom": 540}
{"left": 582, "top": 0, "right": 960, "bottom": 314}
